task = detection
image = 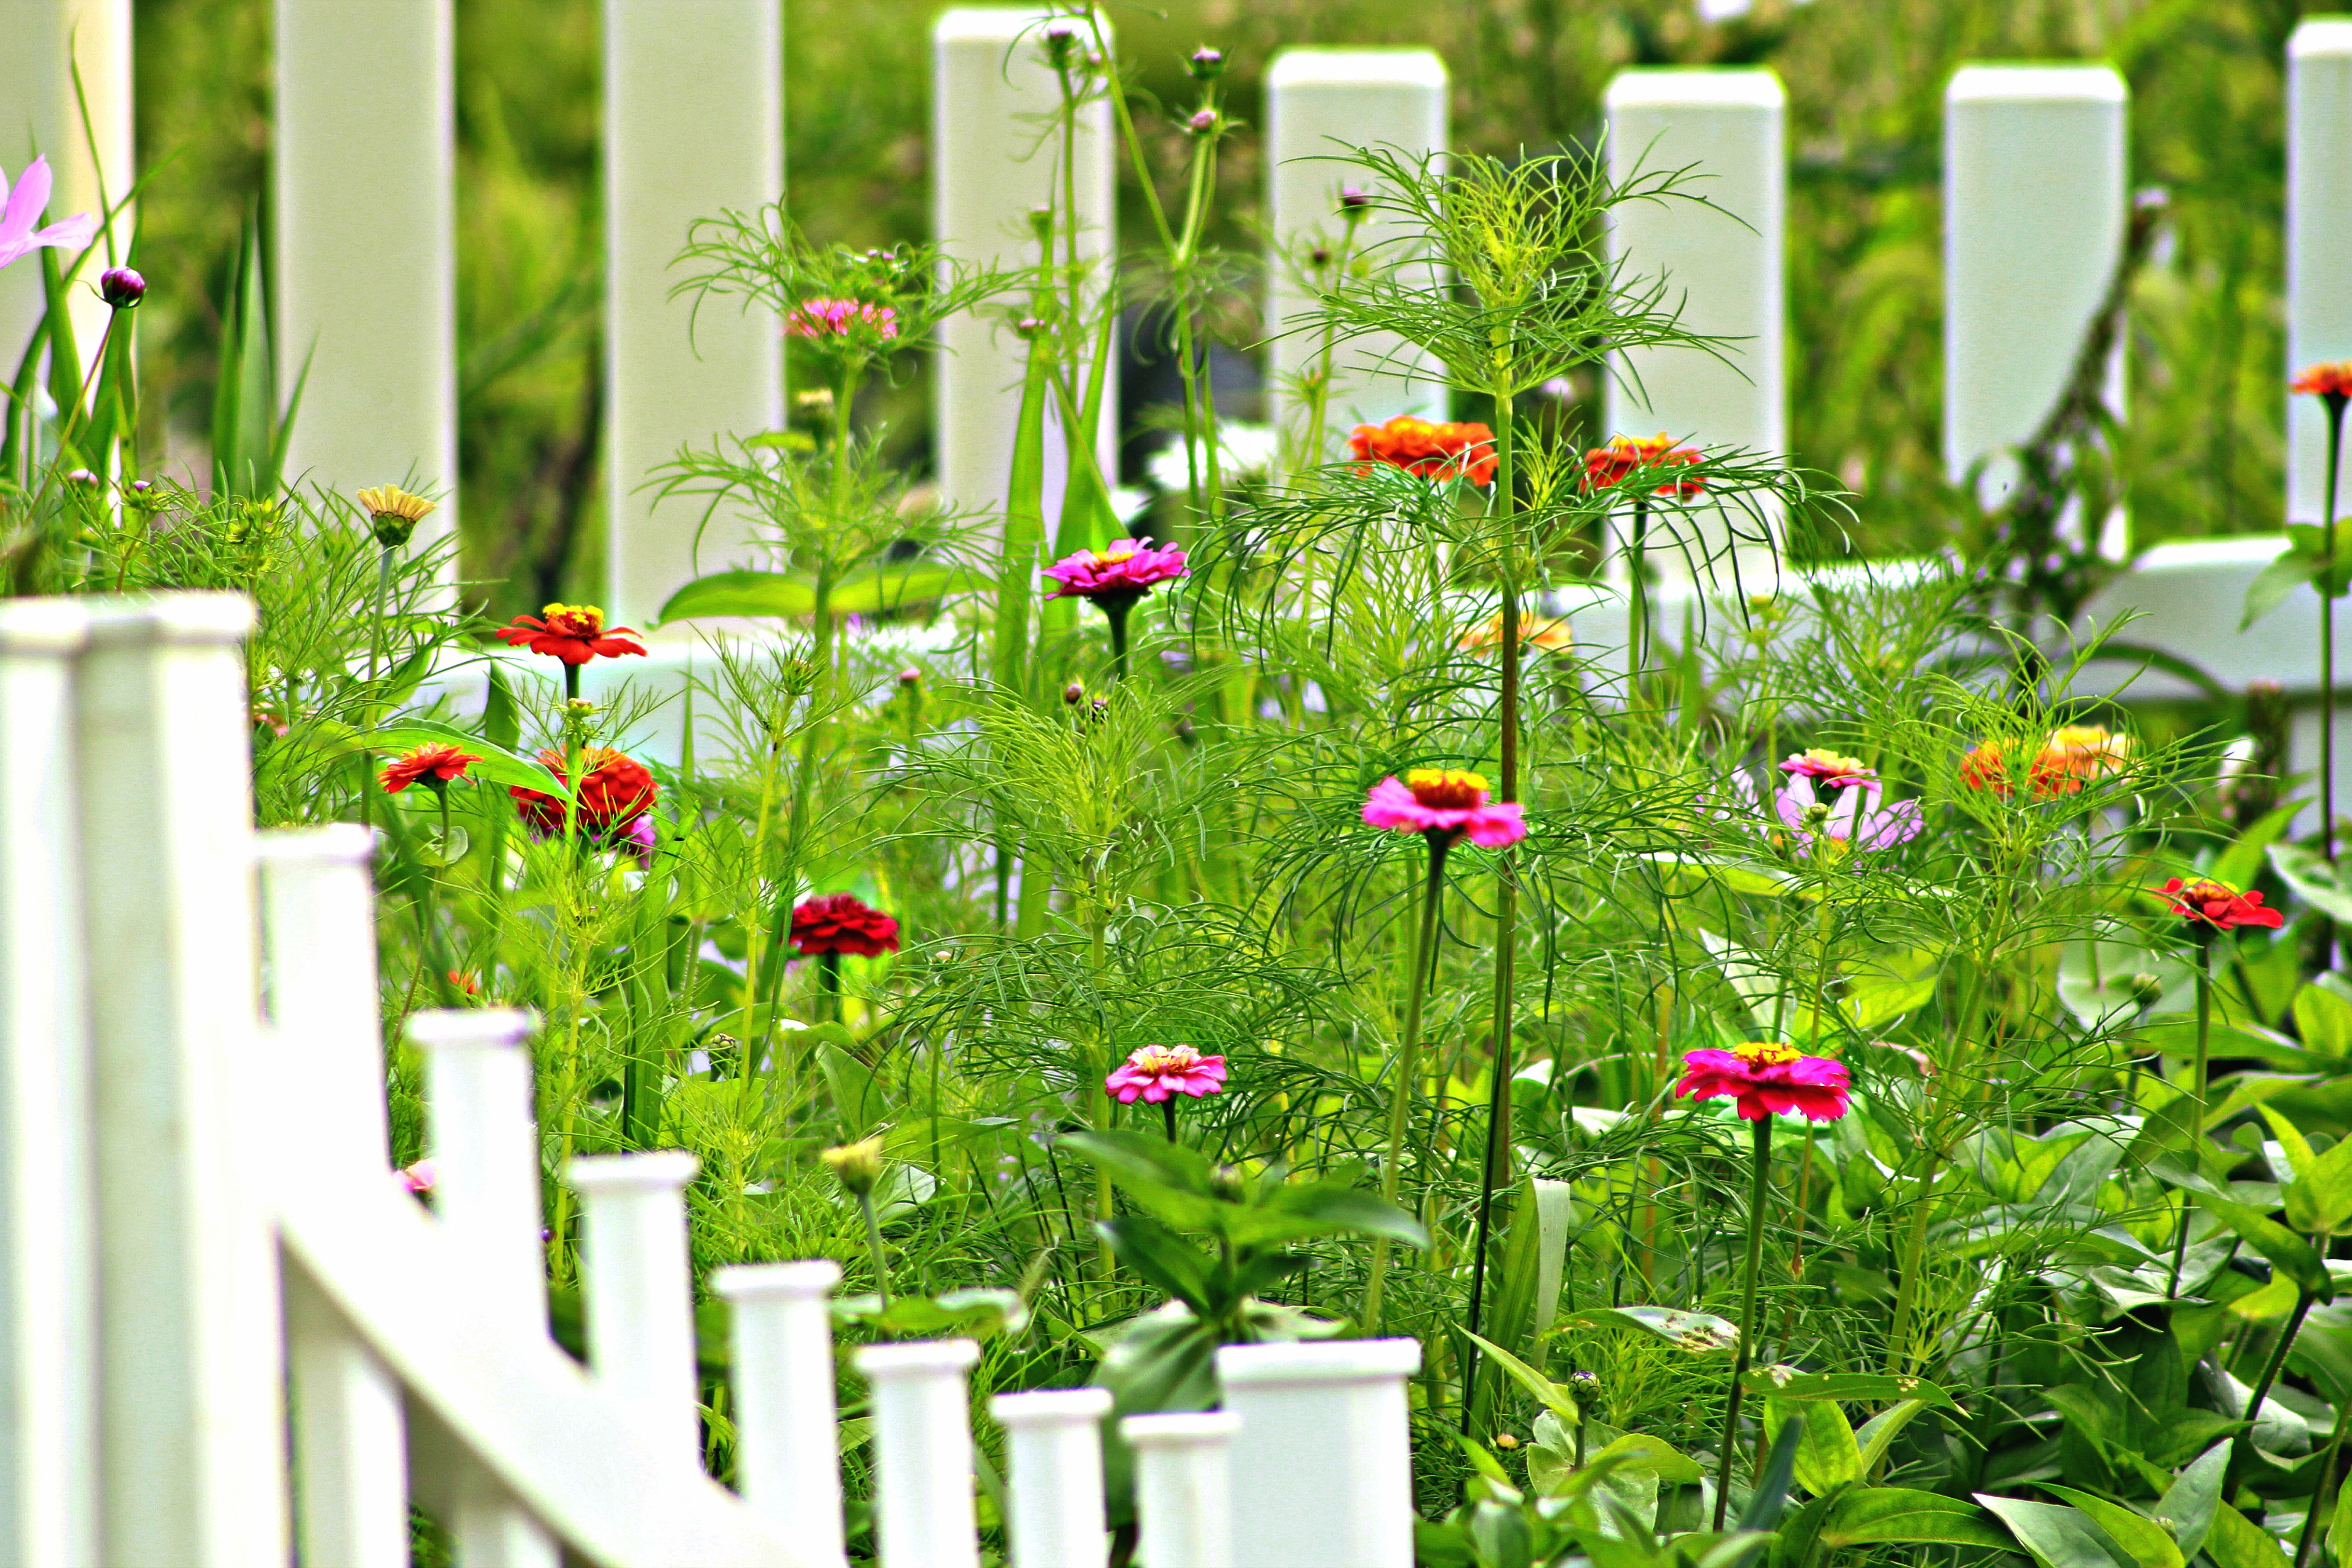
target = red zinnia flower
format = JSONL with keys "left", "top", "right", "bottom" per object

{"left": 2157, "top": 877, "right": 2285, "bottom": 931}
{"left": 2294, "top": 362, "right": 2352, "bottom": 401}
{"left": 380, "top": 742, "right": 481, "bottom": 793}
{"left": 1676, "top": 1041, "right": 1852, "bottom": 1121}
{"left": 509, "top": 746, "right": 657, "bottom": 835}
{"left": 1105, "top": 1044, "right": 1228, "bottom": 1104}
{"left": 1584, "top": 433, "right": 1705, "bottom": 497}
{"left": 494, "top": 603, "right": 648, "bottom": 666}
{"left": 1348, "top": 416, "right": 1499, "bottom": 486}
{"left": 790, "top": 893, "right": 902, "bottom": 958}
{"left": 1362, "top": 768, "right": 1527, "bottom": 850}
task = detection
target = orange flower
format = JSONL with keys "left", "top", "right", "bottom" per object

{"left": 1584, "top": 433, "right": 1704, "bottom": 497}
{"left": 1460, "top": 612, "right": 1572, "bottom": 653}
{"left": 1959, "top": 739, "right": 2014, "bottom": 797}
{"left": 1348, "top": 415, "right": 1499, "bottom": 486}
{"left": 493, "top": 603, "right": 649, "bottom": 666}
{"left": 509, "top": 746, "right": 657, "bottom": 835}
{"left": 2294, "top": 362, "right": 2352, "bottom": 401}
{"left": 2027, "top": 724, "right": 2132, "bottom": 796}
{"left": 379, "top": 742, "right": 481, "bottom": 793}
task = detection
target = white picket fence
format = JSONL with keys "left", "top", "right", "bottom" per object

{"left": 0, "top": 589, "right": 1425, "bottom": 1568}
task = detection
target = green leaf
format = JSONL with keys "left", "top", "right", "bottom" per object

{"left": 657, "top": 570, "right": 814, "bottom": 622}
{"left": 1854, "top": 1399, "right": 1934, "bottom": 1474}
{"left": 2201, "top": 1499, "right": 2292, "bottom": 1568}
{"left": 2272, "top": 844, "right": 2352, "bottom": 924}
{"left": 2044, "top": 1487, "right": 2185, "bottom": 1568}
{"left": 815, "top": 1033, "right": 885, "bottom": 1135}
{"left": 2212, "top": 802, "right": 2308, "bottom": 894}
{"left": 1259, "top": 1179, "right": 1430, "bottom": 1248}
{"left": 1742, "top": 1367, "right": 1961, "bottom": 1413}
{"left": 1462, "top": 1330, "right": 1580, "bottom": 1426}
{"left": 1096, "top": 1218, "right": 1215, "bottom": 1316}
{"left": 1581, "top": 1432, "right": 1704, "bottom": 1484}
{"left": 994, "top": 330, "right": 1051, "bottom": 692}
{"left": 2188, "top": 1188, "right": 2331, "bottom": 1298}
{"left": 2331, "top": 1461, "right": 2352, "bottom": 1567}
{"left": 1558, "top": 1305, "right": 1740, "bottom": 1354}
{"left": 1760, "top": 1393, "right": 1859, "bottom": 1496}
{"left": 1976, "top": 1494, "right": 2136, "bottom": 1568}
{"left": 2243, "top": 548, "right": 2319, "bottom": 630}
{"left": 2156, "top": 1441, "right": 2228, "bottom": 1560}
{"left": 2258, "top": 1104, "right": 2319, "bottom": 1185}
{"left": 828, "top": 562, "right": 984, "bottom": 616}
{"left": 365, "top": 722, "right": 570, "bottom": 797}
{"left": 1056, "top": 1129, "right": 1212, "bottom": 1199}
{"left": 1818, "top": 1489, "right": 2011, "bottom": 1552}
{"left": 2294, "top": 980, "right": 2352, "bottom": 1058}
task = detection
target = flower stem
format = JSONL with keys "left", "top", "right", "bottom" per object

{"left": 1161, "top": 1098, "right": 1177, "bottom": 1143}
{"left": 819, "top": 949, "right": 841, "bottom": 1025}
{"left": 1362, "top": 836, "right": 1448, "bottom": 1334}
{"left": 1713, "top": 1115, "right": 1774, "bottom": 1531}
{"left": 858, "top": 1191, "right": 891, "bottom": 1311}
{"left": 2167, "top": 953, "right": 2212, "bottom": 1299}
{"left": 1106, "top": 600, "right": 1131, "bottom": 683}
{"left": 2241, "top": 1286, "right": 2319, "bottom": 1478}
{"left": 2325, "top": 391, "right": 2343, "bottom": 873}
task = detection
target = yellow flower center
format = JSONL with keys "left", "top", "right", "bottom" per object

{"left": 1406, "top": 768, "right": 1489, "bottom": 810}
{"left": 1131, "top": 1045, "right": 1202, "bottom": 1074}
{"left": 542, "top": 602, "right": 606, "bottom": 636}
{"left": 1791, "top": 747, "right": 1868, "bottom": 778}
{"left": 1732, "top": 1041, "right": 1801, "bottom": 1067}
{"left": 1095, "top": 549, "right": 1138, "bottom": 566}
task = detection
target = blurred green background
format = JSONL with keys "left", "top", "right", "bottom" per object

{"left": 128, "top": 0, "right": 2300, "bottom": 616}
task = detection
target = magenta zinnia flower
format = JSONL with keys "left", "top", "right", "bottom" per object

{"left": 0, "top": 157, "right": 98, "bottom": 273}
{"left": 1043, "top": 538, "right": 1189, "bottom": 607}
{"left": 1105, "top": 1044, "right": 1227, "bottom": 1104}
{"left": 785, "top": 297, "right": 898, "bottom": 339}
{"left": 1777, "top": 748, "right": 1872, "bottom": 790}
{"left": 1676, "top": 1042, "right": 1852, "bottom": 1121}
{"left": 1774, "top": 775, "right": 1921, "bottom": 858}
{"left": 1362, "top": 769, "right": 1526, "bottom": 850}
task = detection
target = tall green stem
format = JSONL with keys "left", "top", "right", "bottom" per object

{"left": 2167, "top": 954, "right": 2213, "bottom": 1299}
{"left": 1363, "top": 837, "right": 1449, "bottom": 1333}
{"left": 1627, "top": 496, "right": 1650, "bottom": 696}
{"left": 2241, "top": 1287, "right": 2319, "bottom": 1478}
{"left": 2324, "top": 393, "right": 2343, "bottom": 874}
{"left": 1713, "top": 1116, "right": 1774, "bottom": 1530}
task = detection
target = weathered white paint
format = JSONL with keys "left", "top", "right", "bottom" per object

{"left": 993, "top": 1388, "right": 1113, "bottom": 1568}
{"left": 931, "top": 7, "right": 1116, "bottom": 524}
{"left": 715, "top": 1260, "right": 849, "bottom": 1565}
{"left": 1603, "top": 69, "right": 1786, "bottom": 578}
{"left": 1219, "top": 1340, "right": 1421, "bottom": 1568}
{"left": 275, "top": 0, "right": 458, "bottom": 569}
{"left": 1943, "top": 66, "right": 2127, "bottom": 509}
{"left": 0, "top": 0, "right": 133, "bottom": 379}
{"left": 2290, "top": 21, "right": 2352, "bottom": 525}
{"left": 1263, "top": 50, "right": 1449, "bottom": 450}
{"left": 604, "top": 0, "right": 784, "bottom": 629}
{"left": 0, "top": 600, "right": 96, "bottom": 1568}
{"left": 1123, "top": 1412, "right": 1240, "bottom": 1568}
{"left": 858, "top": 1338, "right": 982, "bottom": 1568}
{"left": 567, "top": 1152, "right": 705, "bottom": 1464}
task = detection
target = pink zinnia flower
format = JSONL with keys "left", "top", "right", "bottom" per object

{"left": 1105, "top": 1044, "right": 1228, "bottom": 1104}
{"left": 1362, "top": 769, "right": 1526, "bottom": 850}
{"left": 1676, "top": 1042, "right": 1852, "bottom": 1121}
{"left": 1774, "top": 775, "right": 1921, "bottom": 858}
{"left": 1043, "top": 538, "right": 1189, "bottom": 607}
{"left": 785, "top": 298, "right": 898, "bottom": 338}
{"left": 0, "top": 157, "right": 98, "bottom": 273}
{"left": 1777, "top": 748, "right": 1873, "bottom": 790}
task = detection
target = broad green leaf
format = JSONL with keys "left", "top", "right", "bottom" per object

{"left": 2243, "top": 549, "right": 2319, "bottom": 630}
{"left": 1854, "top": 1399, "right": 1933, "bottom": 1473}
{"left": 1976, "top": 1494, "right": 2135, "bottom": 1568}
{"left": 2156, "top": 1441, "right": 2228, "bottom": 1559}
{"left": 829, "top": 562, "right": 984, "bottom": 615}
{"left": 2044, "top": 1487, "right": 2185, "bottom": 1568}
{"left": 1557, "top": 1305, "right": 1740, "bottom": 1354}
{"left": 1584, "top": 1432, "right": 1703, "bottom": 1484}
{"left": 2258, "top": 1105, "right": 2318, "bottom": 1185}
{"left": 1259, "top": 1180, "right": 1429, "bottom": 1248}
{"left": 2289, "top": 1120, "right": 2352, "bottom": 1237}
{"left": 2332, "top": 1463, "right": 2352, "bottom": 1567}
{"left": 2201, "top": 1500, "right": 2292, "bottom": 1568}
{"left": 2188, "top": 1187, "right": 2331, "bottom": 1298}
{"left": 2212, "top": 802, "right": 2309, "bottom": 894}
{"left": 995, "top": 328, "right": 1051, "bottom": 688}
{"left": 817, "top": 1035, "right": 885, "bottom": 1135}
{"left": 2272, "top": 844, "right": 2352, "bottom": 924}
{"left": 1819, "top": 1489, "right": 2011, "bottom": 1552}
{"left": 1743, "top": 1367, "right": 1961, "bottom": 1413}
{"left": 1645, "top": 852, "right": 1798, "bottom": 899}
{"left": 1095, "top": 1218, "right": 1214, "bottom": 1315}
{"left": 2294, "top": 980, "right": 2352, "bottom": 1058}
{"left": 1462, "top": 1330, "right": 1579, "bottom": 1426}
{"left": 1761, "top": 1393, "right": 1859, "bottom": 1496}
{"left": 366, "top": 722, "right": 570, "bottom": 797}
{"left": 658, "top": 570, "right": 817, "bottom": 622}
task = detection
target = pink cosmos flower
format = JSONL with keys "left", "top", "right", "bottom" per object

{"left": 1676, "top": 1042, "right": 1852, "bottom": 1121}
{"left": 397, "top": 1158, "right": 437, "bottom": 1195}
{"left": 785, "top": 298, "right": 898, "bottom": 339}
{"left": 1043, "top": 538, "right": 1189, "bottom": 607}
{"left": 1362, "top": 769, "right": 1527, "bottom": 850}
{"left": 1105, "top": 1044, "right": 1228, "bottom": 1104}
{"left": 1774, "top": 775, "right": 1922, "bottom": 858}
{"left": 0, "top": 158, "right": 99, "bottom": 272}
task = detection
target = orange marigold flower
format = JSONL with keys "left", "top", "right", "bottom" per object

{"left": 509, "top": 746, "right": 657, "bottom": 835}
{"left": 1348, "top": 415, "right": 1499, "bottom": 486}
{"left": 2294, "top": 362, "right": 2352, "bottom": 401}
{"left": 1584, "top": 433, "right": 1704, "bottom": 497}
{"left": 2027, "top": 724, "right": 2133, "bottom": 796}
{"left": 379, "top": 742, "right": 481, "bottom": 793}
{"left": 494, "top": 603, "right": 649, "bottom": 666}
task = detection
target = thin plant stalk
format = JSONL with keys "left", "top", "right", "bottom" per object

{"left": 2295, "top": 1410, "right": 2348, "bottom": 1568}
{"left": 857, "top": 1189, "right": 891, "bottom": 1311}
{"left": 1713, "top": 1115, "right": 1775, "bottom": 1531}
{"left": 2325, "top": 388, "right": 2345, "bottom": 875}
{"left": 2166, "top": 952, "right": 2214, "bottom": 1299}
{"left": 1362, "top": 835, "right": 1449, "bottom": 1333}
{"left": 1627, "top": 495, "right": 1650, "bottom": 695}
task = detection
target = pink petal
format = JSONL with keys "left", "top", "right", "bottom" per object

{"left": 1, "top": 157, "right": 52, "bottom": 246}
{"left": 1462, "top": 802, "right": 1526, "bottom": 847}
{"left": 27, "top": 212, "right": 96, "bottom": 253}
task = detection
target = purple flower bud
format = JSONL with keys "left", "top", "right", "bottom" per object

{"left": 1187, "top": 46, "right": 1225, "bottom": 79}
{"left": 1338, "top": 186, "right": 1371, "bottom": 211}
{"left": 1063, "top": 681, "right": 1085, "bottom": 705}
{"left": 1309, "top": 245, "right": 1332, "bottom": 268}
{"left": 897, "top": 667, "right": 922, "bottom": 686}
{"left": 1017, "top": 316, "right": 1049, "bottom": 338}
{"left": 1043, "top": 18, "right": 1077, "bottom": 63}
{"left": 65, "top": 467, "right": 99, "bottom": 486}
{"left": 1186, "top": 108, "right": 1219, "bottom": 135}
{"left": 99, "top": 267, "right": 145, "bottom": 309}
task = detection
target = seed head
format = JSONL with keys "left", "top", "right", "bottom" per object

{"left": 822, "top": 1136, "right": 887, "bottom": 1198}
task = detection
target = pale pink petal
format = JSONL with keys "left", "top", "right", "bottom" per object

{"left": 1462, "top": 802, "right": 1526, "bottom": 848}
{"left": 1, "top": 157, "right": 52, "bottom": 247}
{"left": 26, "top": 212, "right": 96, "bottom": 253}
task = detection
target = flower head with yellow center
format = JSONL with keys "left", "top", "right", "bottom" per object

{"left": 1363, "top": 768, "right": 1526, "bottom": 850}
{"left": 355, "top": 484, "right": 435, "bottom": 547}
{"left": 494, "top": 601, "right": 648, "bottom": 666}
{"left": 1676, "top": 1040, "right": 1851, "bottom": 1121}
{"left": 1106, "top": 1043, "right": 1228, "bottom": 1104}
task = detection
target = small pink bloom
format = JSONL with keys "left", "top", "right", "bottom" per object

{"left": 1106, "top": 1044, "right": 1228, "bottom": 1104}
{"left": 1043, "top": 538, "right": 1189, "bottom": 606}
{"left": 0, "top": 158, "right": 99, "bottom": 273}
{"left": 1774, "top": 775, "right": 1921, "bottom": 858}
{"left": 1676, "top": 1043, "right": 1851, "bottom": 1121}
{"left": 398, "top": 1158, "right": 437, "bottom": 1195}
{"left": 785, "top": 297, "right": 898, "bottom": 339}
{"left": 1362, "top": 769, "right": 1526, "bottom": 850}
{"left": 1776, "top": 748, "right": 1873, "bottom": 789}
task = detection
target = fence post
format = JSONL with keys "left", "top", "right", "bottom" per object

{"left": 0, "top": 600, "right": 96, "bottom": 1568}
{"left": 1122, "top": 1411, "right": 1241, "bottom": 1568}
{"left": 74, "top": 595, "right": 290, "bottom": 1568}
{"left": 566, "top": 1151, "right": 705, "bottom": 1465}
{"left": 1943, "top": 65, "right": 2127, "bottom": 532}
{"left": 857, "top": 1339, "right": 983, "bottom": 1568}
{"left": 992, "top": 1387, "right": 1113, "bottom": 1568}
{"left": 2290, "top": 20, "right": 2352, "bottom": 527}
{"left": 256, "top": 827, "right": 410, "bottom": 1568}
{"left": 0, "top": 0, "right": 133, "bottom": 380}
{"left": 713, "top": 1259, "right": 849, "bottom": 1566}
{"left": 931, "top": 7, "right": 1116, "bottom": 525}
{"left": 1264, "top": 49, "right": 1450, "bottom": 457}
{"left": 1216, "top": 1339, "right": 1421, "bottom": 1568}
{"left": 274, "top": 0, "right": 458, "bottom": 574}
{"left": 603, "top": 0, "right": 784, "bottom": 629}
{"left": 1603, "top": 68, "right": 1786, "bottom": 580}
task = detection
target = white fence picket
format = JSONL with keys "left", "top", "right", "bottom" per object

{"left": 569, "top": 1150, "right": 708, "bottom": 1462}
{"left": 1121, "top": 1412, "right": 1241, "bottom": 1568}
{"left": 2290, "top": 18, "right": 2352, "bottom": 527}
{"left": 0, "top": 599, "right": 97, "bottom": 1568}
{"left": 1218, "top": 1340, "right": 1421, "bottom": 1568}
{"left": 408, "top": 1008, "right": 551, "bottom": 1334}
{"left": 714, "top": 1260, "right": 852, "bottom": 1563}
{"left": 992, "top": 1387, "right": 1114, "bottom": 1568}
{"left": 858, "top": 1338, "right": 985, "bottom": 1568}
